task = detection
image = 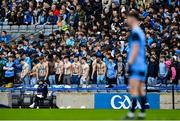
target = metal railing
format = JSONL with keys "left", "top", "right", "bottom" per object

{"left": 0, "top": 22, "right": 59, "bottom": 41}
{"left": 0, "top": 22, "right": 59, "bottom": 35}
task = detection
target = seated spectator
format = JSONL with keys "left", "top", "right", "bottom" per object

{"left": 29, "top": 80, "right": 48, "bottom": 109}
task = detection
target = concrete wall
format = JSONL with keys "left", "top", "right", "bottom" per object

{"left": 0, "top": 92, "right": 12, "bottom": 107}
{"left": 56, "top": 92, "right": 180, "bottom": 109}
{"left": 160, "top": 93, "right": 180, "bottom": 109}
{"left": 1, "top": 92, "right": 179, "bottom": 109}
{"left": 56, "top": 92, "right": 94, "bottom": 109}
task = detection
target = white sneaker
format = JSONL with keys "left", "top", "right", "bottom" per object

{"left": 127, "top": 112, "right": 135, "bottom": 118}
{"left": 36, "top": 106, "right": 39, "bottom": 109}
{"left": 29, "top": 103, "right": 35, "bottom": 108}
{"left": 138, "top": 112, "right": 146, "bottom": 118}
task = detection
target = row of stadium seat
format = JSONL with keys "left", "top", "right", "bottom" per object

{"left": 1, "top": 84, "right": 180, "bottom": 92}
{"left": 0, "top": 25, "right": 59, "bottom": 34}
{"left": 1, "top": 25, "right": 59, "bottom": 30}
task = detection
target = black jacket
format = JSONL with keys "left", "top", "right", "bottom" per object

{"left": 148, "top": 61, "right": 158, "bottom": 77}
{"left": 37, "top": 83, "right": 48, "bottom": 98}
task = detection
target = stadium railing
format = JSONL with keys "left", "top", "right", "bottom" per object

{"left": 0, "top": 84, "right": 180, "bottom": 92}
{"left": 0, "top": 22, "right": 59, "bottom": 38}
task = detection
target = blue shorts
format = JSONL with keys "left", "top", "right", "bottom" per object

{"left": 129, "top": 69, "right": 146, "bottom": 82}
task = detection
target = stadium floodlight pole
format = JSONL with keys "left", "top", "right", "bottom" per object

{"left": 172, "top": 83, "right": 175, "bottom": 109}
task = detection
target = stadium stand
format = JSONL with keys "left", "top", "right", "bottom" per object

{"left": 0, "top": 0, "right": 180, "bottom": 107}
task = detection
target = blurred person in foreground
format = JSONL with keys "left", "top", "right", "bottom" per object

{"left": 125, "top": 10, "right": 147, "bottom": 119}
{"left": 29, "top": 80, "right": 48, "bottom": 109}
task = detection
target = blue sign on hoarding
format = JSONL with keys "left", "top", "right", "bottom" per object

{"left": 94, "top": 93, "right": 160, "bottom": 109}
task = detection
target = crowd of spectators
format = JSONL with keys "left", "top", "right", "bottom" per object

{"left": 0, "top": 0, "right": 179, "bottom": 88}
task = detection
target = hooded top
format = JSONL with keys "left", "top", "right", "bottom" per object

{"left": 165, "top": 60, "right": 176, "bottom": 80}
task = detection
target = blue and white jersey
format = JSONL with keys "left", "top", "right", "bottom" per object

{"left": 107, "top": 62, "right": 117, "bottom": 79}
{"left": 127, "top": 26, "right": 146, "bottom": 72}
{"left": 4, "top": 62, "right": 15, "bottom": 77}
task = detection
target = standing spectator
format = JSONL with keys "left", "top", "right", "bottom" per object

{"left": 51, "top": 4, "right": 60, "bottom": 17}
{"left": 71, "top": 56, "right": 81, "bottom": 85}
{"left": 165, "top": 59, "right": 176, "bottom": 84}
{"left": 0, "top": 31, "right": 11, "bottom": 44}
{"left": 20, "top": 59, "right": 30, "bottom": 87}
{"left": 117, "top": 55, "right": 125, "bottom": 85}
{"left": 158, "top": 56, "right": 168, "bottom": 85}
{"left": 0, "top": 53, "right": 7, "bottom": 86}
{"left": 91, "top": 55, "right": 97, "bottom": 84}
{"left": 174, "top": 55, "right": 180, "bottom": 85}
{"left": 16, "top": 11, "right": 24, "bottom": 25}
{"left": 57, "top": 15, "right": 69, "bottom": 32}
{"left": 38, "top": 11, "right": 47, "bottom": 25}
{"left": 48, "top": 58, "right": 56, "bottom": 86}
{"left": 54, "top": 57, "right": 64, "bottom": 84}
{"left": 46, "top": 10, "right": 58, "bottom": 25}
{"left": 96, "top": 58, "right": 106, "bottom": 84}
{"left": 76, "top": 5, "right": 85, "bottom": 22}
{"left": 36, "top": 57, "right": 49, "bottom": 82}
{"left": 107, "top": 57, "right": 117, "bottom": 88}
{"left": 147, "top": 57, "right": 158, "bottom": 86}
{"left": 3, "top": 56, "right": 15, "bottom": 88}
{"left": 7, "top": 11, "right": 17, "bottom": 25}
{"left": 102, "top": 0, "right": 112, "bottom": 13}
{"left": 63, "top": 56, "right": 72, "bottom": 85}
{"left": 80, "top": 57, "right": 90, "bottom": 87}
{"left": 30, "top": 61, "right": 38, "bottom": 87}
{"left": 68, "top": 6, "right": 79, "bottom": 29}
{"left": 24, "top": 11, "right": 33, "bottom": 25}
{"left": 65, "top": 34, "right": 75, "bottom": 46}
{"left": 22, "top": 54, "right": 32, "bottom": 70}
{"left": 14, "top": 53, "right": 22, "bottom": 84}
